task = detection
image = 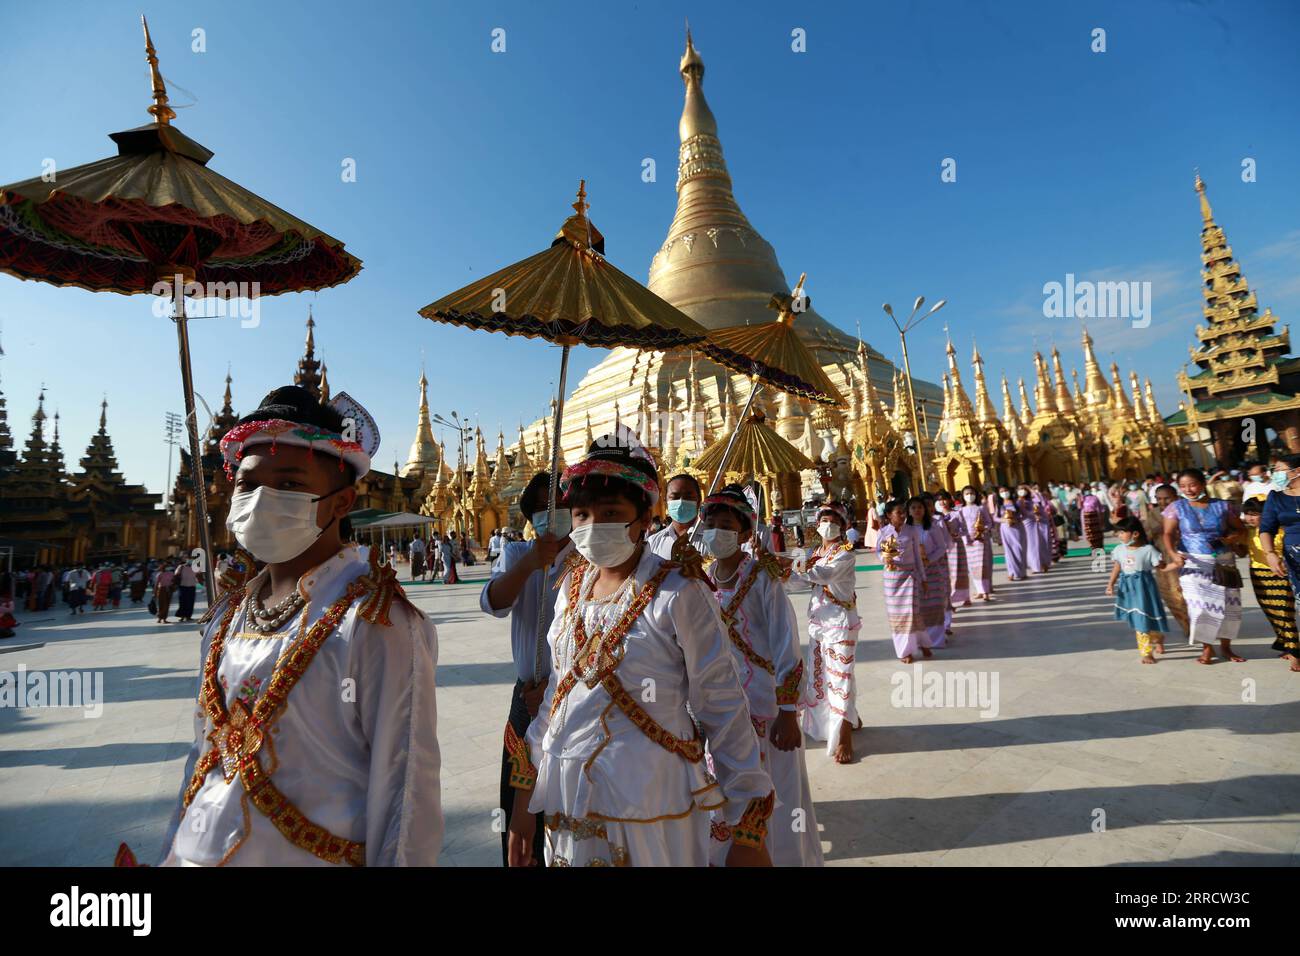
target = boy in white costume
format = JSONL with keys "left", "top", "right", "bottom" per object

{"left": 699, "top": 486, "right": 823, "bottom": 866}
{"left": 138, "top": 386, "right": 442, "bottom": 867}
{"left": 795, "top": 501, "right": 862, "bottom": 764}
{"left": 506, "top": 440, "right": 774, "bottom": 866}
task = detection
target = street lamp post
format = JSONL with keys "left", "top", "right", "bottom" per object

{"left": 883, "top": 296, "right": 946, "bottom": 492}
{"left": 163, "top": 411, "right": 183, "bottom": 512}
{"left": 432, "top": 410, "right": 473, "bottom": 544}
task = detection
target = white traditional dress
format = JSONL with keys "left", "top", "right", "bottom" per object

{"left": 796, "top": 540, "right": 862, "bottom": 752}
{"left": 512, "top": 546, "right": 773, "bottom": 866}
{"left": 161, "top": 545, "right": 443, "bottom": 866}
{"left": 706, "top": 549, "right": 823, "bottom": 867}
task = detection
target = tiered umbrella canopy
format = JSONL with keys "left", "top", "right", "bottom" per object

{"left": 0, "top": 17, "right": 361, "bottom": 594}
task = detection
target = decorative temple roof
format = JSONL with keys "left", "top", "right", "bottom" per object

{"left": 293, "top": 307, "right": 323, "bottom": 399}
{"left": 1179, "top": 173, "right": 1296, "bottom": 411}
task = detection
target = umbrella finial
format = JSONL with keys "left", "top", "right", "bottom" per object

{"left": 573, "top": 179, "right": 589, "bottom": 219}
{"left": 141, "top": 15, "right": 176, "bottom": 127}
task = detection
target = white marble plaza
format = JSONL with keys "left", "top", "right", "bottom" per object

{"left": 2, "top": 548, "right": 1299, "bottom": 866}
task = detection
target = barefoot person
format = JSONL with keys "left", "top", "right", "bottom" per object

{"left": 480, "top": 470, "right": 575, "bottom": 865}
{"left": 1162, "top": 467, "right": 1246, "bottom": 665}
{"left": 505, "top": 439, "right": 773, "bottom": 867}
{"left": 877, "top": 500, "right": 928, "bottom": 663}
{"left": 795, "top": 501, "right": 861, "bottom": 764}
{"left": 153, "top": 385, "right": 443, "bottom": 866}
{"left": 910, "top": 497, "right": 949, "bottom": 650}
{"left": 957, "top": 487, "right": 993, "bottom": 601}
{"left": 699, "top": 485, "right": 823, "bottom": 866}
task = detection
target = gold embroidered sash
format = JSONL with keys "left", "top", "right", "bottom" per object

{"left": 182, "top": 565, "right": 405, "bottom": 867}
{"left": 719, "top": 560, "right": 774, "bottom": 676}
{"left": 548, "top": 563, "right": 702, "bottom": 762}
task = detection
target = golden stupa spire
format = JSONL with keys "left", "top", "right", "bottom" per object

{"left": 141, "top": 16, "right": 176, "bottom": 126}
{"left": 1032, "top": 351, "right": 1058, "bottom": 415}
{"left": 402, "top": 365, "right": 438, "bottom": 478}
{"left": 1110, "top": 361, "right": 1135, "bottom": 419}
{"left": 945, "top": 336, "right": 974, "bottom": 421}
{"left": 1194, "top": 169, "right": 1214, "bottom": 225}
{"left": 1001, "top": 373, "right": 1027, "bottom": 446}
{"left": 319, "top": 361, "right": 331, "bottom": 403}
{"left": 1050, "top": 347, "right": 1075, "bottom": 414}
{"left": 1071, "top": 368, "right": 1085, "bottom": 408}
{"left": 1017, "top": 376, "right": 1034, "bottom": 428}
{"left": 1129, "top": 370, "right": 1148, "bottom": 421}
{"left": 970, "top": 340, "right": 998, "bottom": 423}
{"left": 1144, "top": 378, "right": 1164, "bottom": 425}
{"left": 1080, "top": 324, "right": 1110, "bottom": 408}
{"left": 940, "top": 372, "right": 953, "bottom": 429}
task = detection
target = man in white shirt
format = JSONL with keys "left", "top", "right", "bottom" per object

{"left": 647, "top": 473, "right": 702, "bottom": 559}
{"left": 65, "top": 566, "right": 91, "bottom": 615}
{"left": 480, "top": 471, "right": 573, "bottom": 866}
{"left": 408, "top": 535, "right": 426, "bottom": 581}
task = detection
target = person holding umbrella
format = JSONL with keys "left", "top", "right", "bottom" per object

{"left": 505, "top": 438, "right": 773, "bottom": 866}
{"left": 480, "top": 470, "right": 576, "bottom": 866}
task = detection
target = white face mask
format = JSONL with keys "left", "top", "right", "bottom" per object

{"left": 818, "top": 521, "right": 841, "bottom": 541}
{"left": 1000, "top": 491, "right": 1012, "bottom": 500}
{"left": 531, "top": 508, "right": 572, "bottom": 539}
{"left": 699, "top": 528, "right": 739, "bottom": 560}
{"left": 963, "top": 492, "right": 977, "bottom": 503}
{"left": 569, "top": 521, "right": 640, "bottom": 568}
{"left": 226, "top": 486, "right": 337, "bottom": 564}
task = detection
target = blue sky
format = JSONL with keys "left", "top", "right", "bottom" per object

{"left": 2, "top": 0, "right": 1298, "bottom": 496}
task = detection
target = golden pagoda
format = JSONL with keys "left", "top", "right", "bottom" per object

{"left": 1021, "top": 350, "right": 1084, "bottom": 482}
{"left": 513, "top": 29, "right": 941, "bottom": 512}
{"left": 932, "top": 337, "right": 989, "bottom": 489}
{"left": 849, "top": 338, "right": 911, "bottom": 499}
{"left": 1163, "top": 174, "right": 1300, "bottom": 462}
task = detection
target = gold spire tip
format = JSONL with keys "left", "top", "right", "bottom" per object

{"left": 141, "top": 15, "right": 175, "bottom": 126}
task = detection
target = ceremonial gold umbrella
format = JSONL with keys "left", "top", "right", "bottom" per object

{"left": 419, "top": 181, "right": 716, "bottom": 680}
{"left": 681, "top": 273, "right": 845, "bottom": 547}
{"left": 0, "top": 18, "right": 361, "bottom": 596}
{"left": 693, "top": 408, "right": 814, "bottom": 478}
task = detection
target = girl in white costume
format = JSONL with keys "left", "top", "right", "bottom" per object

{"left": 700, "top": 486, "right": 823, "bottom": 866}
{"left": 796, "top": 501, "right": 862, "bottom": 764}
{"left": 506, "top": 440, "right": 774, "bottom": 867}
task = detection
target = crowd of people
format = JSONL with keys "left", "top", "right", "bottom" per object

{"left": 16, "top": 380, "right": 1288, "bottom": 868}
{"left": 0, "top": 556, "right": 203, "bottom": 632}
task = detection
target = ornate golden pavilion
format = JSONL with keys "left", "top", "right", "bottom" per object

{"left": 1165, "top": 174, "right": 1300, "bottom": 462}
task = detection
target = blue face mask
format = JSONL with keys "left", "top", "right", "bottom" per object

{"left": 667, "top": 499, "right": 698, "bottom": 524}
{"left": 1271, "top": 470, "right": 1291, "bottom": 491}
{"left": 531, "top": 508, "right": 572, "bottom": 539}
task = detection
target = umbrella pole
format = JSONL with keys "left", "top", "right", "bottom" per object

{"left": 689, "top": 378, "right": 762, "bottom": 545}
{"left": 172, "top": 282, "right": 217, "bottom": 603}
{"left": 533, "top": 343, "right": 572, "bottom": 683}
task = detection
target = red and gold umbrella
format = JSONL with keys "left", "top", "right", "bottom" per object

{"left": 0, "top": 18, "right": 361, "bottom": 595}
